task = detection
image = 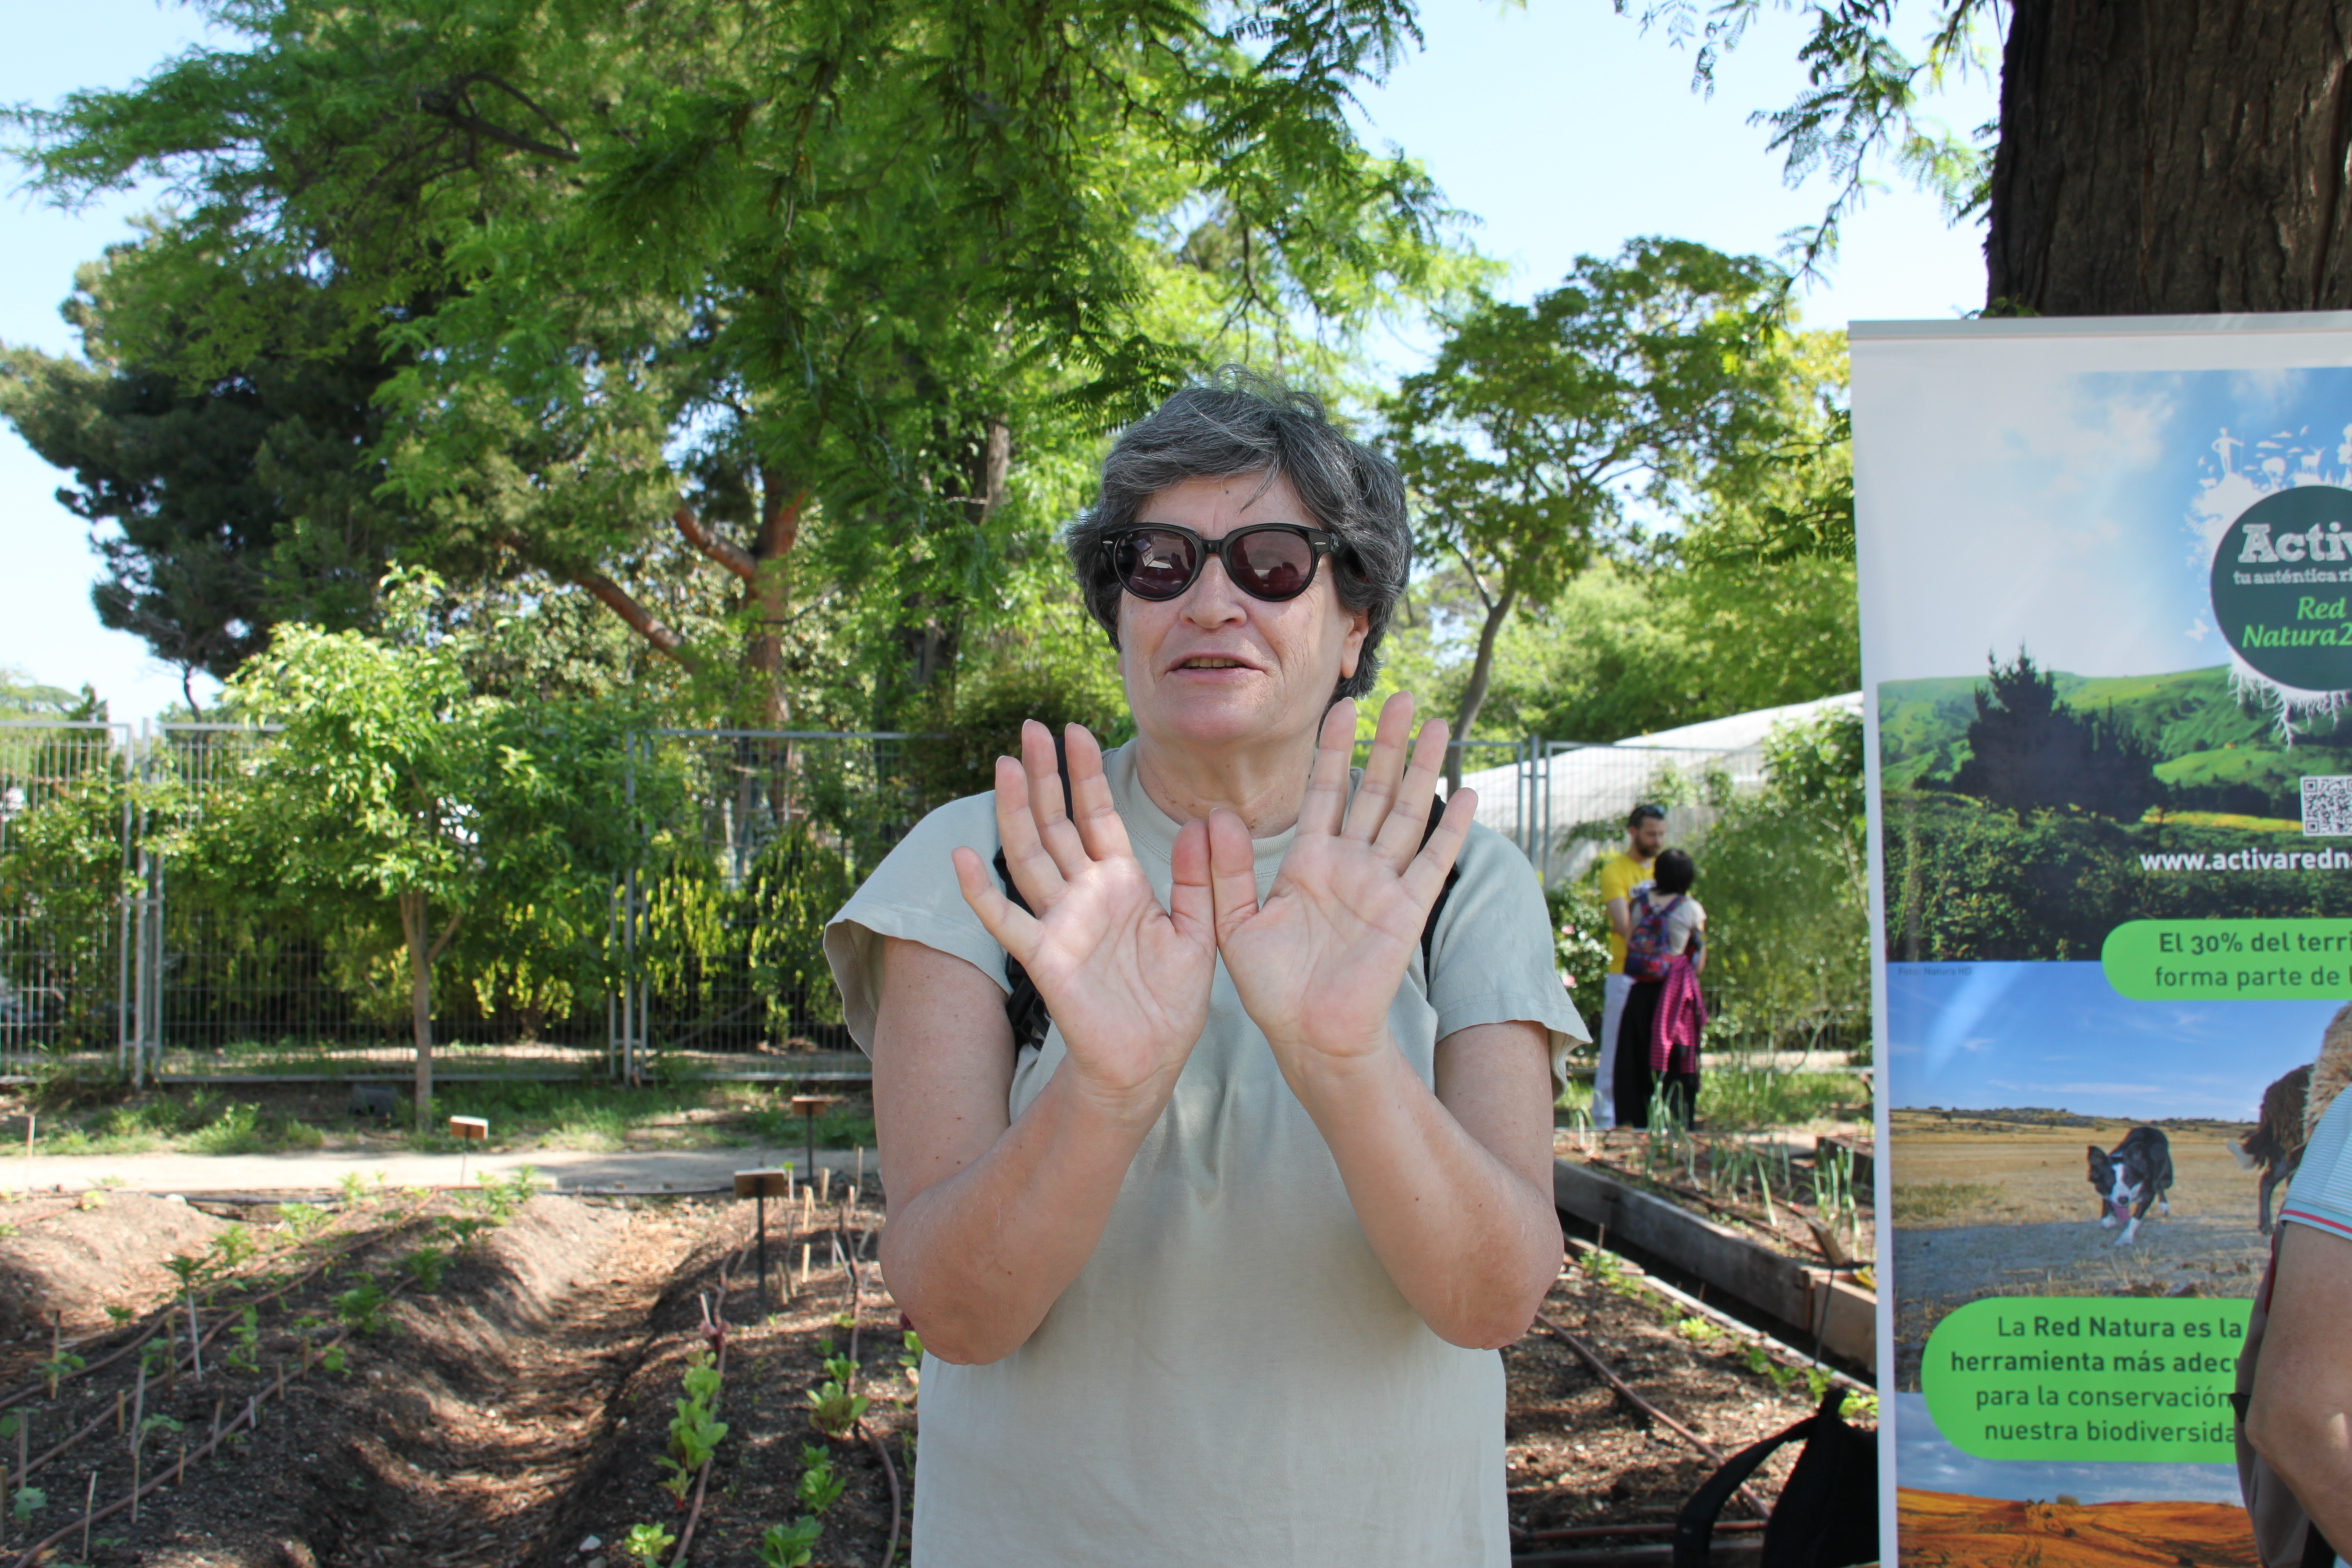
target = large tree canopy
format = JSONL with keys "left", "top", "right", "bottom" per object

{"left": 6, "top": 0, "right": 1473, "bottom": 725}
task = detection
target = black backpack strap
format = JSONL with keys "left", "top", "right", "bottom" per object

{"left": 995, "top": 733, "right": 1073, "bottom": 1053}
{"left": 1673, "top": 1408, "right": 1818, "bottom": 1568}
{"left": 1419, "top": 796, "right": 1463, "bottom": 982}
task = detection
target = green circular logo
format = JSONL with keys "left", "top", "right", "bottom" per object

{"left": 2211, "top": 485, "right": 2352, "bottom": 691}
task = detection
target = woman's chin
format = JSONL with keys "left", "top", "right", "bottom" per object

{"left": 1139, "top": 687, "right": 1294, "bottom": 751}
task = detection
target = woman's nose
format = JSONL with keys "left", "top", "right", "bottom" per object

{"left": 1181, "top": 555, "right": 1247, "bottom": 627}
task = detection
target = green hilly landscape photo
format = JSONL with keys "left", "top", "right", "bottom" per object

{"left": 1878, "top": 659, "right": 2352, "bottom": 962}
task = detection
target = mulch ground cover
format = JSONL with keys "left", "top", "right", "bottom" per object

{"left": 0, "top": 1172, "right": 1870, "bottom": 1567}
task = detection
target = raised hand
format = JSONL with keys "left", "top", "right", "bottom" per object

{"left": 952, "top": 721, "right": 1218, "bottom": 1114}
{"left": 1208, "top": 693, "right": 1474, "bottom": 1080}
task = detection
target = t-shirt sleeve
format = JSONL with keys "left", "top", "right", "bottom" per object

{"left": 2282, "top": 1081, "right": 2352, "bottom": 1242}
{"left": 1425, "top": 823, "right": 1590, "bottom": 1096}
{"left": 823, "top": 792, "right": 1008, "bottom": 1057}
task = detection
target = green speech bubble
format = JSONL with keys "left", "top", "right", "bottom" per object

{"left": 1921, "top": 1297, "right": 2248, "bottom": 1463}
{"left": 2101, "top": 918, "right": 2352, "bottom": 999}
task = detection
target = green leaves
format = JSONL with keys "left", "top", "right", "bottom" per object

{"left": 656, "top": 1346, "right": 729, "bottom": 1504}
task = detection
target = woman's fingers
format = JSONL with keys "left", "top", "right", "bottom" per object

{"left": 952, "top": 844, "right": 1040, "bottom": 965}
{"left": 1020, "top": 720, "right": 1093, "bottom": 882}
{"left": 1374, "top": 714, "right": 1453, "bottom": 870}
{"left": 1167, "top": 817, "right": 1215, "bottom": 943}
{"left": 1061, "top": 723, "right": 1137, "bottom": 866}
{"left": 1342, "top": 692, "right": 1415, "bottom": 842}
{"left": 1204, "top": 807, "right": 1262, "bottom": 939}
{"left": 992, "top": 752, "right": 1068, "bottom": 911}
{"left": 1398, "top": 786, "right": 1477, "bottom": 912}
{"left": 1296, "top": 701, "right": 1358, "bottom": 837}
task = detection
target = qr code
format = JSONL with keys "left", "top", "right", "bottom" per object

{"left": 2304, "top": 776, "right": 2352, "bottom": 836}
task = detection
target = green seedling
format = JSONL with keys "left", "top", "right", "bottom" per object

{"left": 621, "top": 1522, "right": 676, "bottom": 1564}
{"left": 12, "top": 1487, "right": 42, "bottom": 1521}
{"left": 75, "top": 1189, "right": 106, "bottom": 1212}
{"left": 137, "top": 1414, "right": 183, "bottom": 1443}
{"left": 279, "top": 1203, "right": 331, "bottom": 1244}
{"left": 402, "top": 1247, "right": 450, "bottom": 1293}
{"left": 211, "top": 1223, "right": 257, "bottom": 1271}
{"left": 103, "top": 1306, "right": 131, "bottom": 1329}
{"left": 795, "top": 1444, "right": 845, "bottom": 1513}
{"left": 760, "top": 1518, "right": 823, "bottom": 1568}
{"left": 335, "top": 1279, "right": 389, "bottom": 1336}
{"left": 320, "top": 1345, "right": 348, "bottom": 1375}
{"left": 899, "top": 1330, "right": 923, "bottom": 1392}
{"left": 805, "top": 1362, "right": 868, "bottom": 1440}
{"left": 656, "top": 1348, "right": 729, "bottom": 1504}
{"left": 831, "top": 1312, "right": 855, "bottom": 1331}
{"left": 1674, "top": 1317, "right": 1724, "bottom": 1345}
{"left": 335, "top": 1172, "right": 369, "bottom": 1209}
{"left": 36, "top": 1348, "right": 85, "bottom": 1398}
{"left": 225, "top": 1307, "right": 261, "bottom": 1374}
{"left": 438, "top": 1216, "right": 494, "bottom": 1252}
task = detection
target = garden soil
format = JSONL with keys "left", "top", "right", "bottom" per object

{"left": 0, "top": 1182, "right": 1859, "bottom": 1566}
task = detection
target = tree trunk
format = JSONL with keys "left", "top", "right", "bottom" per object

{"left": 399, "top": 890, "right": 434, "bottom": 1129}
{"left": 1449, "top": 583, "right": 1518, "bottom": 793}
{"left": 1985, "top": 0, "right": 2352, "bottom": 314}
{"left": 396, "top": 890, "right": 462, "bottom": 1130}
{"left": 742, "top": 467, "right": 805, "bottom": 729}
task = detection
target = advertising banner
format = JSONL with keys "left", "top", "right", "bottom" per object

{"left": 1853, "top": 314, "right": 2352, "bottom": 1564}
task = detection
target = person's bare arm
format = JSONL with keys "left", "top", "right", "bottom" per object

{"left": 1605, "top": 892, "right": 1633, "bottom": 941}
{"left": 872, "top": 938, "right": 1171, "bottom": 1365}
{"left": 873, "top": 722, "right": 1217, "bottom": 1366}
{"left": 2246, "top": 1220, "right": 2352, "bottom": 1549}
{"left": 1212, "top": 696, "right": 1562, "bottom": 1347}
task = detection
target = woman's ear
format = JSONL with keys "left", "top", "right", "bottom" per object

{"left": 1337, "top": 603, "right": 1371, "bottom": 680}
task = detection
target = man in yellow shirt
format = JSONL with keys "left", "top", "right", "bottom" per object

{"left": 1595, "top": 804, "right": 1667, "bottom": 1129}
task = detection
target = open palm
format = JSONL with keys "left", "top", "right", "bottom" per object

{"left": 1211, "top": 696, "right": 1473, "bottom": 1075}
{"left": 953, "top": 722, "right": 1217, "bottom": 1107}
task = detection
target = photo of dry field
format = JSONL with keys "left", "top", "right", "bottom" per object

{"left": 1888, "top": 1108, "right": 2268, "bottom": 1390}
{"left": 1897, "top": 1488, "right": 2258, "bottom": 1567}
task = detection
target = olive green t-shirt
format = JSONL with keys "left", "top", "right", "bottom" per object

{"left": 824, "top": 741, "right": 1585, "bottom": 1568}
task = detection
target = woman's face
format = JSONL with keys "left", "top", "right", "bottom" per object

{"left": 1116, "top": 471, "right": 1370, "bottom": 757}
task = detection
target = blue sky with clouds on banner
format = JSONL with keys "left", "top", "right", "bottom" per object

{"left": 0, "top": 0, "right": 1998, "bottom": 723}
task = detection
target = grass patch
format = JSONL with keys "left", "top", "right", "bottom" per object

{"left": 1698, "top": 1068, "right": 1868, "bottom": 1131}
{"left": 1892, "top": 1180, "right": 2000, "bottom": 1224}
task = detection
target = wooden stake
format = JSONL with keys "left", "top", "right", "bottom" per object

{"left": 799, "top": 1242, "right": 812, "bottom": 1285}
{"left": 819, "top": 1167, "right": 831, "bottom": 1203}
{"left": 855, "top": 1146, "right": 864, "bottom": 1188}
{"left": 131, "top": 1446, "right": 139, "bottom": 1522}
{"left": 132, "top": 1360, "right": 146, "bottom": 1455}
{"left": 82, "top": 1469, "right": 95, "bottom": 1558}
{"left": 116, "top": 1388, "right": 125, "bottom": 1435}
{"left": 211, "top": 1397, "right": 223, "bottom": 1442}
{"left": 176, "top": 1443, "right": 186, "bottom": 1487}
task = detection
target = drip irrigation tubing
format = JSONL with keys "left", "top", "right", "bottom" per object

{"left": 1531, "top": 1311, "right": 1769, "bottom": 1521}
{"left": 4, "top": 1319, "right": 356, "bottom": 1568}
{"left": 0, "top": 1214, "right": 400, "bottom": 1415}
{"left": 1557, "top": 1237, "right": 1873, "bottom": 1398}
{"left": 666, "top": 1241, "right": 747, "bottom": 1568}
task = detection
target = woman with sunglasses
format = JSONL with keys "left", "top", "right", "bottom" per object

{"left": 825, "top": 372, "right": 1584, "bottom": 1567}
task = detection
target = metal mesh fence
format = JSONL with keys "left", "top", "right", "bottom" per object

{"left": 0, "top": 721, "right": 131, "bottom": 1075}
{"left": 616, "top": 731, "right": 935, "bottom": 1082}
{"left": 0, "top": 721, "right": 1830, "bottom": 1081}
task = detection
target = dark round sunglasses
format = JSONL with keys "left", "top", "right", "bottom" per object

{"left": 1105, "top": 523, "right": 1341, "bottom": 603}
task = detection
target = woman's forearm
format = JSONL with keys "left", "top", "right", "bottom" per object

{"left": 1285, "top": 1043, "right": 1561, "bottom": 1348}
{"left": 880, "top": 1064, "right": 1166, "bottom": 1365}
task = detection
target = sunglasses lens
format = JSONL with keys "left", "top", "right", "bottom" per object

{"left": 1228, "top": 528, "right": 1316, "bottom": 600}
{"left": 1117, "top": 529, "right": 1200, "bottom": 600}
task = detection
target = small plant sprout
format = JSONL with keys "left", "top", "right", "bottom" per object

{"left": 760, "top": 1518, "right": 823, "bottom": 1568}
{"left": 657, "top": 1348, "right": 729, "bottom": 1504}
{"left": 899, "top": 1329, "right": 923, "bottom": 1392}
{"left": 795, "top": 1444, "right": 846, "bottom": 1513}
{"left": 279, "top": 1202, "right": 331, "bottom": 1244}
{"left": 226, "top": 1308, "right": 261, "bottom": 1375}
{"left": 103, "top": 1304, "right": 132, "bottom": 1329}
{"left": 402, "top": 1246, "right": 450, "bottom": 1292}
{"left": 335, "top": 1171, "right": 369, "bottom": 1210}
{"left": 35, "top": 1346, "right": 85, "bottom": 1398}
{"left": 212, "top": 1222, "right": 258, "bottom": 1271}
{"left": 11, "top": 1486, "right": 42, "bottom": 1522}
{"left": 161, "top": 1256, "right": 207, "bottom": 1376}
{"left": 620, "top": 1522, "right": 676, "bottom": 1564}
{"left": 805, "top": 1356, "right": 868, "bottom": 1440}
{"left": 335, "top": 1279, "right": 389, "bottom": 1336}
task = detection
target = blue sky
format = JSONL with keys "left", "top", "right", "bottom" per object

{"left": 1886, "top": 962, "right": 2337, "bottom": 1121}
{"left": 1859, "top": 349, "right": 2352, "bottom": 688}
{"left": 0, "top": 0, "right": 1998, "bottom": 723}
{"left": 1894, "top": 1394, "right": 2240, "bottom": 1505}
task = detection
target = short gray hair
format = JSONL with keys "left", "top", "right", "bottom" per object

{"left": 1065, "top": 369, "right": 1410, "bottom": 702}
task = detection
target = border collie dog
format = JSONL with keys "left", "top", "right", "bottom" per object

{"left": 2087, "top": 1127, "right": 2174, "bottom": 1246}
